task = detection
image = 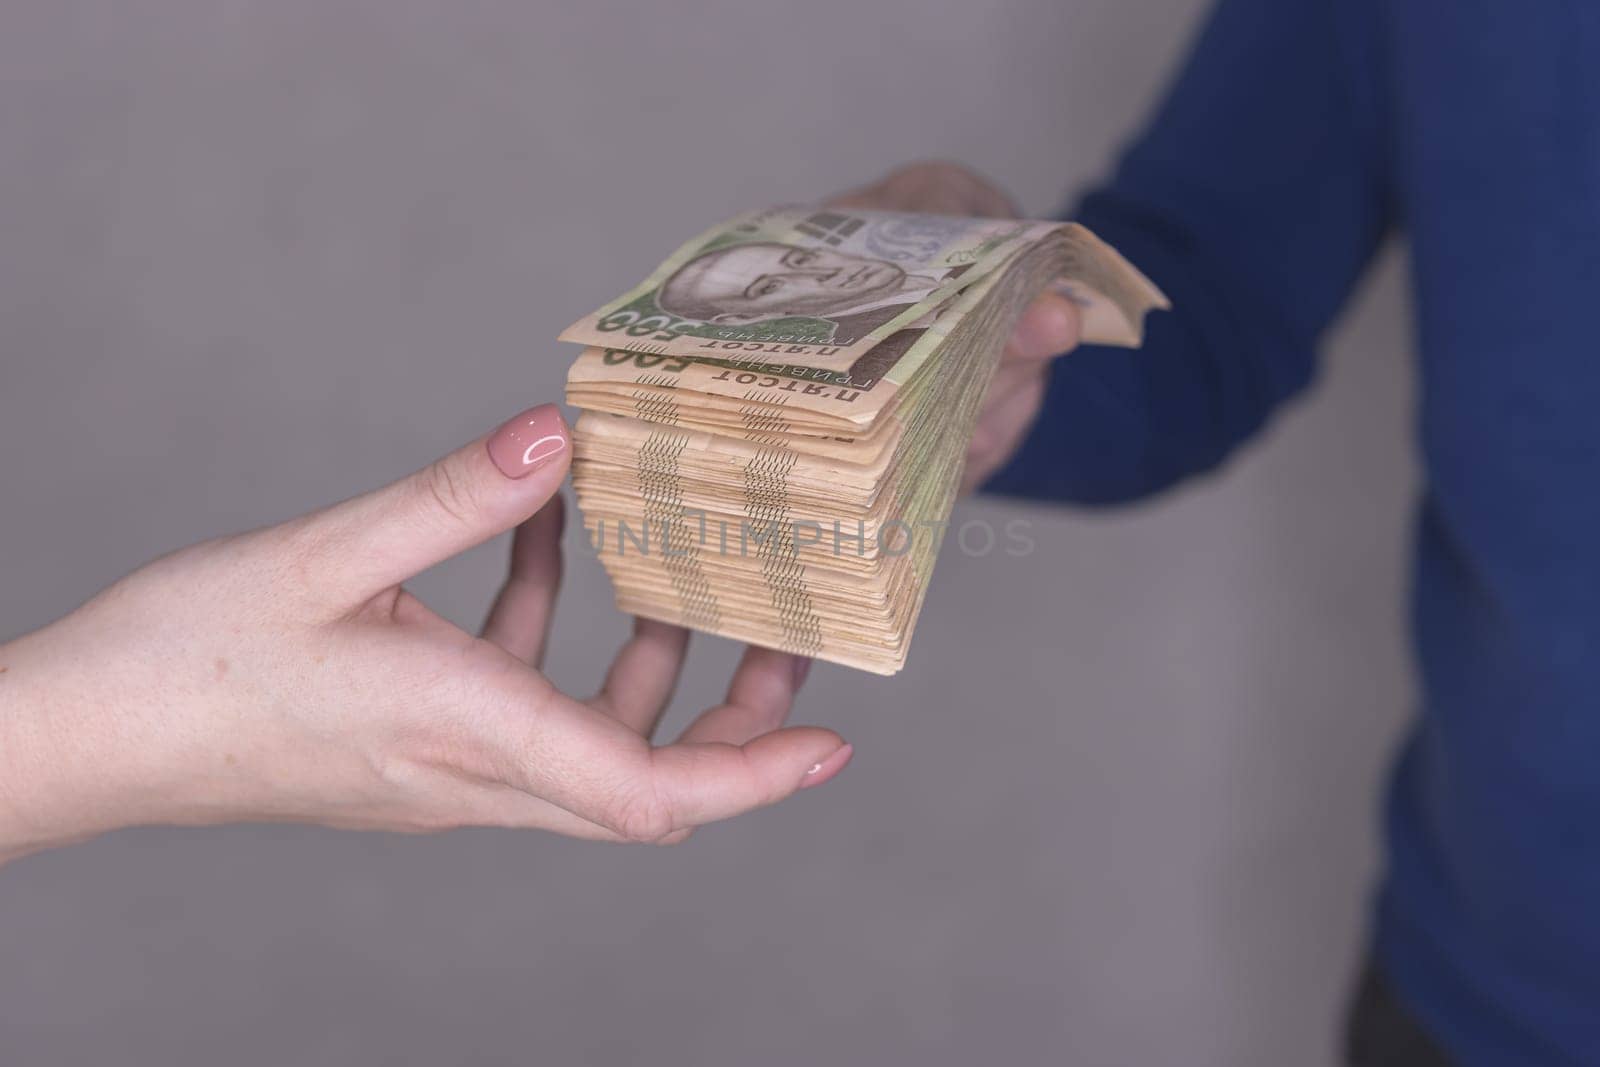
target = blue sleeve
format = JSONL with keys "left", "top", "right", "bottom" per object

{"left": 985, "top": 0, "right": 1392, "bottom": 505}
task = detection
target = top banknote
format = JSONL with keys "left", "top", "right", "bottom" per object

{"left": 559, "top": 205, "right": 1168, "bottom": 376}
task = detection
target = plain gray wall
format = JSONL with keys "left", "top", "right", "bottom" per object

{"left": 0, "top": 3, "right": 1417, "bottom": 1064}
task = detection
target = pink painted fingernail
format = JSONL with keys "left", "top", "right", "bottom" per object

{"left": 487, "top": 404, "right": 568, "bottom": 479}
{"left": 792, "top": 656, "right": 813, "bottom": 690}
{"left": 799, "top": 743, "right": 853, "bottom": 790}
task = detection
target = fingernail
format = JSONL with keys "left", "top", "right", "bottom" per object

{"left": 792, "top": 656, "right": 813, "bottom": 690}
{"left": 1047, "top": 279, "right": 1090, "bottom": 307}
{"left": 799, "top": 743, "right": 853, "bottom": 790}
{"left": 487, "top": 404, "right": 568, "bottom": 479}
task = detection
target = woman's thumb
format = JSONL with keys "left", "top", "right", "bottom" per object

{"left": 291, "top": 403, "right": 570, "bottom": 605}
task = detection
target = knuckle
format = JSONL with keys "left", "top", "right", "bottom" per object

{"left": 887, "top": 158, "right": 953, "bottom": 183}
{"left": 876, "top": 160, "right": 1007, "bottom": 216}
{"left": 419, "top": 458, "right": 481, "bottom": 528}
{"left": 916, "top": 158, "right": 977, "bottom": 182}
{"left": 605, "top": 785, "right": 676, "bottom": 844}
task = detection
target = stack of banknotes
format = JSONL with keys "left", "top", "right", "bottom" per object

{"left": 560, "top": 206, "right": 1167, "bottom": 674}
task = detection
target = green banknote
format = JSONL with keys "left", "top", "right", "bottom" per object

{"left": 559, "top": 205, "right": 1065, "bottom": 372}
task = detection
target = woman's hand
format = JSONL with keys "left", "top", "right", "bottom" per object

{"left": 0, "top": 404, "right": 850, "bottom": 864}
{"left": 828, "top": 161, "right": 1083, "bottom": 490}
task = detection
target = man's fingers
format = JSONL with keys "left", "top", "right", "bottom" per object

{"left": 825, "top": 161, "right": 1017, "bottom": 218}
{"left": 984, "top": 356, "right": 1048, "bottom": 412}
{"left": 592, "top": 618, "right": 691, "bottom": 737}
{"left": 288, "top": 404, "right": 570, "bottom": 608}
{"left": 955, "top": 292, "right": 1076, "bottom": 497}
{"left": 1005, "top": 291, "right": 1082, "bottom": 366}
{"left": 967, "top": 290, "right": 1080, "bottom": 448}
{"left": 963, "top": 377, "right": 1048, "bottom": 493}
{"left": 480, "top": 495, "right": 566, "bottom": 666}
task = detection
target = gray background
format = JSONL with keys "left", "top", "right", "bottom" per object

{"left": 0, "top": 2, "right": 1417, "bottom": 1064}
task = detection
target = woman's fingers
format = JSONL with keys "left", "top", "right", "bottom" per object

{"left": 676, "top": 646, "right": 812, "bottom": 747}
{"left": 591, "top": 618, "right": 691, "bottom": 737}
{"left": 288, "top": 403, "right": 570, "bottom": 609}
{"left": 645, "top": 647, "right": 819, "bottom": 844}
{"left": 637, "top": 729, "right": 853, "bottom": 836}
{"left": 479, "top": 729, "right": 853, "bottom": 844}
{"left": 439, "top": 780, "right": 629, "bottom": 842}
{"left": 581, "top": 642, "right": 838, "bottom": 842}
{"left": 489, "top": 674, "right": 848, "bottom": 843}
{"left": 480, "top": 494, "right": 566, "bottom": 666}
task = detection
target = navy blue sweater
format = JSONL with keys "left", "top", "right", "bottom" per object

{"left": 987, "top": 1, "right": 1600, "bottom": 1061}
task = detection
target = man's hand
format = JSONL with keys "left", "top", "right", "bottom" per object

{"left": 828, "top": 161, "right": 1081, "bottom": 490}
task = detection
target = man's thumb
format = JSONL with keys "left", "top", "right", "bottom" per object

{"left": 292, "top": 403, "right": 570, "bottom": 605}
